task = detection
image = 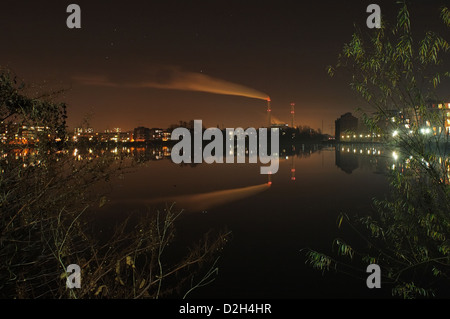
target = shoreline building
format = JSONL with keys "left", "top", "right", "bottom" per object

{"left": 133, "top": 126, "right": 151, "bottom": 142}
{"left": 380, "top": 101, "right": 450, "bottom": 138}
{"left": 335, "top": 112, "right": 358, "bottom": 141}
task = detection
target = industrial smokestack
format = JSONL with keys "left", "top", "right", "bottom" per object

{"left": 267, "top": 98, "right": 272, "bottom": 128}
{"left": 290, "top": 102, "right": 295, "bottom": 128}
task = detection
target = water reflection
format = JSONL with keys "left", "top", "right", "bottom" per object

{"left": 95, "top": 143, "right": 327, "bottom": 212}
{"left": 3, "top": 143, "right": 330, "bottom": 163}
{"left": 5, "top": 141, "right": 450, "bottom": 298}
{"left": 5, "top": 143, "right": 449, "bottom": 210}
{"left": 113, "top": 183, "right": 272, "bottom": 212}
{"left": 335, "top": 147, "right": 359, "bottom": 174}
{"left": 7, "top": 143, "right": 448, "bottom": 179}
{"left": 334, "top": 144, "right": 390, "bottom": 175}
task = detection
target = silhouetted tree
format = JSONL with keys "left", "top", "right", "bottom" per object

{"left": 304, "top": 2, "right": 450, "bottom": 298}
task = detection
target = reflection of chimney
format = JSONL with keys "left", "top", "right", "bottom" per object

{"left": 291, "top": 155, "right": 296, "bottom": 181}
{"left": 290, "top": 102, "right": 295, "bottom": 128}
{"left": 267, "top": 98, "right": 271, "bottom": 128}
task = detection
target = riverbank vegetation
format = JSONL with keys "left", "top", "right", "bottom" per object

{"left": 304, "top": 2, "right": 450, "bottom": 298}
{"left": 0, "top": 69, "right": 230, "bottom": 298}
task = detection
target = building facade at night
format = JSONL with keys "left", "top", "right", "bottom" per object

{"left": 335, "top": 102, "right": 450, "bottom": 142}
{"left": 335, "top": 112, "right": 358, "bottom": 141}
{"left": 421, "top": 102, "right": 450, "bottom": 136}
{"left": 1, "top": 122, "right": 52, "bottom": 144}
{"left": 376, "top": 102, "right": 450, "bottom": 138}
{"left": 133, "top": 126, "right": 151, "bottom": 142}
{"left": 149, "top": 128, "right": 171, "bottom": 141}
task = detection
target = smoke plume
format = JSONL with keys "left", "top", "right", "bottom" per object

{"left": 74, "top": 66, "right": 270, "bottom": 101}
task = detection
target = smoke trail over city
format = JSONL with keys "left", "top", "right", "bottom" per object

{"left": 74, "top": 66, "right": 270, "bottom": 101}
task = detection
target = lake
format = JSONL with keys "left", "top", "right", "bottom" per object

{"left": 97, "top": 142, "right": 395, "bottom": 298}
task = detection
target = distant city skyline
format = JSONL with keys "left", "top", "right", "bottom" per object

{"left": 1, "top": 0, "right": 448, "bottom": 135}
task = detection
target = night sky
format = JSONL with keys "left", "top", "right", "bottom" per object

{"left": 0, "top": 0, "right": 448, "bottom": 133}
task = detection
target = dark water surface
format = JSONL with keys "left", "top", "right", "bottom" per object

{"left": 101, "top": 144, "right": 394, "bottom": 298}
